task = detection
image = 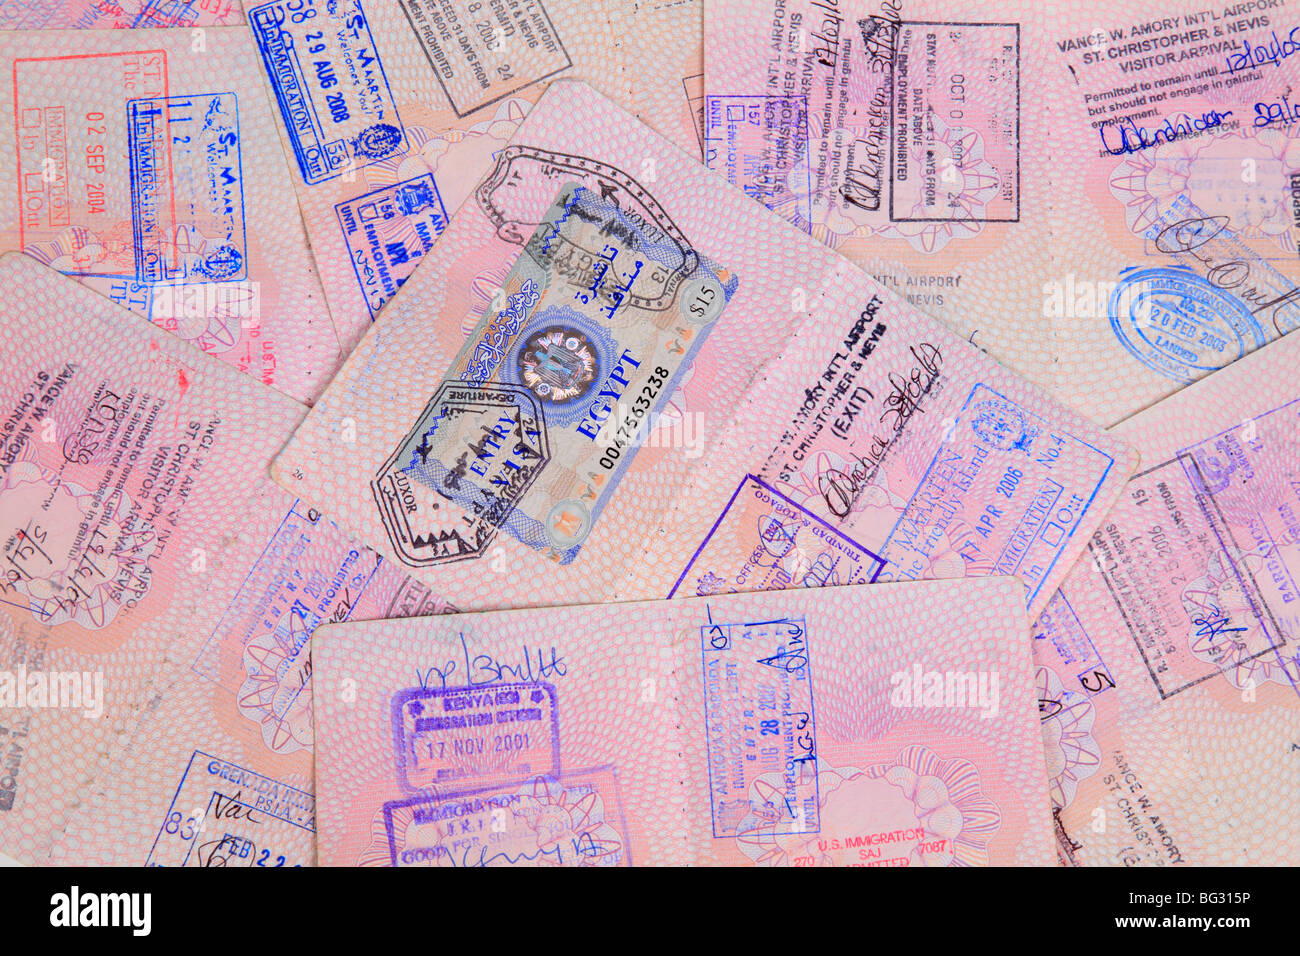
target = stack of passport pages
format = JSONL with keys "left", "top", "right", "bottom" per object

{"left": 0, "top": 0, "right": 1295, "bottom": 868}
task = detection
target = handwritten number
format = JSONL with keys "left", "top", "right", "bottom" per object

{"left": 1079, "top": 669, "right": 1115, "bottom": 694}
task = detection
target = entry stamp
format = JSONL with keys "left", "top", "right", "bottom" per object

{"left": 146, "top": 750, "right": 314, "bottom": 867}
{"left": 249, "top": 0, "right": 407, "bottom": 184}
{"left": 371, "top": 380, "right": 551, "bottom": 567}
{"left": 14, "top": 50, "right": 170, "bottom": 275}
{"left": 390, "top": 680, "right": 560, "bottom": 792}
{"left": 1090, "top": 452, "right": 1287, "bottom": 700}
{"left": 669, "top": 474, "right": 886, "bottom": 598}
{"left": 890, "top": 22, "right": 1020, "bottom": 223}
{"left": 879, "top": 383, "right": 1116, "bottom": 606}
{"left": 700, "top": 611, "right": 818, "bottom": 839}
{"left": 397, "top": 0, "right": 572, "bottom": 118}
{"left": 128, "top": 92, "right": 248, "bottom": 283}
{"left": 1109, "top": 266, "right": 1264, "bottom": 385}
{"left": 336, "top": 173, "right": 448, "bottom": 318}
{"left": 381, "top": 764, "right": 630, "bottom": 866}
{"left": 1112, "top": 194, "right": 1300, "bottom": 384}
{"left": 703, "top": 94, "right": 812, "bottom": 233}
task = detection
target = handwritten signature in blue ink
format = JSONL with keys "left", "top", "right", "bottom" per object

{"left": 414, "top": 633, "right": 567, "bottom": 691}
{"left": 1191, "top": 606, "right": 1248, "bottom": 644}
{"left": 453, "top": 830, "right": 617, "bottom": 867}
{"left": 1098, "top": 111, "right": 1233, "bottom": 157}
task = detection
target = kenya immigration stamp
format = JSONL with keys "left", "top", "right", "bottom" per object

{"left": 390, "top": 679, "right": 560, "bottom": 792}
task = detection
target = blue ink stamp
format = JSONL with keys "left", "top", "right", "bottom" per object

{"left": 191, "top": 499, "right": 382, "bottom": 754}
{"left": 670, "top": 474, "right": 886, "bottom": 598}
{"left": 146, "top": 750, "right": 314, "bottom": 867}
{"left": 700, "top": 611, "right": 818, "bottom": 839}
{"left": 336, "top": 173, "right": 448, "bottom": 317}
{"left": 249, "top": 0, "right": 406, "bottom": 184}
{"left": 127, "top": 92, "right": 247, "bottom": 283}
{"left": 130, "top": 0, "right": 206, "bottom": 27}
{"left": 1119, "top": 192, "right": 1300, "bottom": 383}
{"left": 382, "top": 764, "right": 630, "bottom": 867}
{"left": 391, "top": 680, "right": 560, "bottom": 793}
{"left": 704, "top": 94, "right": 813, "bottom": 233}
{"left": 879, "top": 383, "right": 1115, "bottom": 606}
{"left": 1109, "top": 265, "right": 1266, "bottom": 385}
{"left": 1033, "top": 591, "right": 1116, "bottom": 699}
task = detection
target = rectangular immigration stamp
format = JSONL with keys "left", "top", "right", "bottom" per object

{"left": 146, "top": 750, "right": 315, "bottom": 867}
{"left": 703, "top": 94, "right": 812, "bottom": 232}
{"left": 700, "top": 610, "right": 818, "bottom": 839}
{"left": 1090, "top": 452, "right": 1288, "bottom": 701}
{"left": 128, "top": 91, "right": 248, "bottom": 284}
{"left": 397, "top": 0, "right": 572, "bottom": 118}
{"left": 890, "top": 21, "right": 1020, "bottom": 223}
{"left": 1174, "top": 399, "right": 1298, "bottom": 683}
{"left": 390, "top": 680, "right": 560, "bottom": 792}
{"left": 190, "top": 498, "right": 384, "bottom": 754}
{"left": 248, "top": 0, "right": 407, "bottom": 184}
{"left": 13, "top": 50, "right": 170, "bottom": 276}
{"left": 381, "top": 764, "right": 630, "bottom": 867}
{"left": 879, "top": 382, "right": 1116, "bottom": 606}
{"left": 336, "top": 173, "right": 448, "bottom": 318}
{"left": 669, "top": 473, "right": 885, "bottom": 598}
{"left": 129, "top": 0, "right": 230, "bottom": 28}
